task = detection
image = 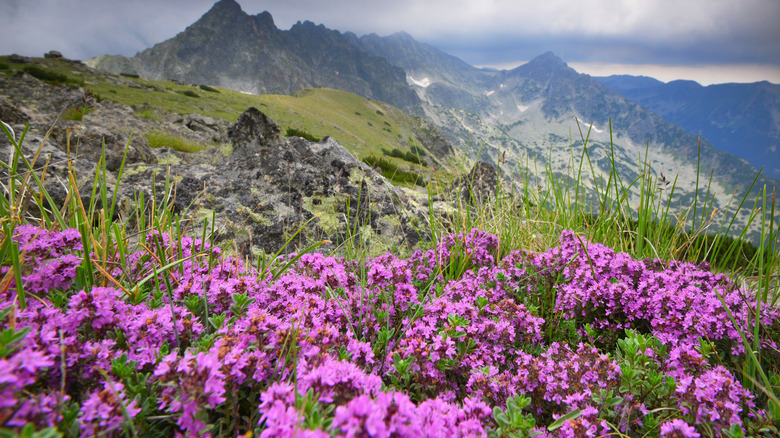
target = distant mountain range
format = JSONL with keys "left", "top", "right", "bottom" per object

{"left": 88, "top": 0, "right": 778, "bottom": 239}
{"left": 596, "top": 75, "right": 780, "bottom": 179}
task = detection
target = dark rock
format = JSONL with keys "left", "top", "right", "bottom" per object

{"left": 8, "top": 54, "right": 28, "bottom": 64}
{"left": 44, "top": 51, "right": 64, "bottom": 59}
{"left": 451, "top": 161, "right": 500, "bottom": 205}
{"left": 412, "top": 118, "right": 454, "bottom": 161}
{"left": 0, "top": 96, "right": 32, "bottom": 124}
{"left": 226, "top": 106, "right": 282, "bottom": 157}
{"left": 52, "top": 124, "right": 157, "bottom": 171}
{"left": 174, "top": 114, "right": 228, "bottom": 142}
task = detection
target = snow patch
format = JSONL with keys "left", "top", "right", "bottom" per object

{"left": 240, "top": 91, "right": 254, "bottom": 95}
{"left": 516, "top": 104, "right": 529, "bottom": 112}
{"left": 580, "top": 121, "right": 604, "bottom": 133}
{"left": 486, "top": 90, "right": 495, "bottom": 96}
{"left": 408, "top": 76, "right": 431, "bottom": 88}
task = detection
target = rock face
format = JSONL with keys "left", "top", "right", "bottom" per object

{"left": 89, "top": 1, "right": 421, "bottom": 114}
{"left": 450, "top": 161, "right": 501, "bottom": 205}
{"left": 0, "top": 73, "right": 430, "bottom": 256}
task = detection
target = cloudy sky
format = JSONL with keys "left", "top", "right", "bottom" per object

{"left": 2, "top": 0, "right": 779, "bottom": 85}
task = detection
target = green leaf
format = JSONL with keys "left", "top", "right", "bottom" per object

{"left": 608, "top": 396, "right": 624, "bottom": 408}
{"left": 547, "top": 408, "right": 582, "bottom": 431}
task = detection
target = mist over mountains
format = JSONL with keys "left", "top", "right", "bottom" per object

{"left": 88, "top": 0, "right": 778, "bottom": 239}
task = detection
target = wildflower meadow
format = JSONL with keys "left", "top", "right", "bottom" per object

{"left": 0, "top": 119, "right": 778, "bottom": 438}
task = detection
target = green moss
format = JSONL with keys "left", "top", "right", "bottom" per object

{"left": 61, "top": 107, "right": 92, "bottom": 121}
{"left": 357, "top": 225, "right": 394, "bottom": 257}
{"left": 123, "top": 165, "right": 158, "bottom": 178}
{"left": 214, "top": 143, "right": 233, "bottom": 162}
{"left": 145, "top": 130, "right": 206, "bottom": 153}
{"left": 156, "top": 154, "right": 182, "bottom": 166}
{"left": 193, "top": 207, "right": 216, "bottom": 224}
{"left": 237, "top": 204, "right": 273, "bottom": 227}
{"left": 303, "top": 196, "right": 343, "bottom": 236}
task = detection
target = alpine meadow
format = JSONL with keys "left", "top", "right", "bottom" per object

{"left": 0, "top": 0, "right": 779, "bottom": 437}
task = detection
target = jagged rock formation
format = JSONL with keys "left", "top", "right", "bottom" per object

{"left": 450, "top": 161, "right": 501, "bottom": 205}
{"left": 0, "top": 73, "right": 431, "bottom": 256}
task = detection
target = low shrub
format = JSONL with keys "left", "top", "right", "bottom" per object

{"left": 23, "top": 65, "right": 68, "bottom": 84}
{"left": 381, "top": 147, "right": 427, "bottom": 166}
{"left": 362, "top": 155, "right": 425, "bottom": 186}
{"left": 410, "top": 145, "right": 426, "bottom": 157}
{"left": 177, "top": 89, "right": 200, "bottom": 98}
{"left": 199, "top": 84, "right": 220, "bottom": 93}
{"left": 0, "top": 62, "right": 9, "bottom": 70}
{"left": 120, "top": 72, "right": 140, "bottom": 78}
{"left": 145, "top": 130, "right": 206, "bottom": 153}
{"left": 285, "top": 127, "right": 321, "bottom": 142}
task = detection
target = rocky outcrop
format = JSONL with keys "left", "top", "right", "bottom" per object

{"left": 0, "top": 73, "right": 429, "bottom": 256}
{"left": 450, "top": 161, "right": 502, "bottom": 205}
{"left": 410, "top": 117, "right": 454, "bottom": 164}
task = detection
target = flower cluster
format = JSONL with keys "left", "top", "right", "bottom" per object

{"left": 0, "top": 225, "right": 775, "bottom": 437}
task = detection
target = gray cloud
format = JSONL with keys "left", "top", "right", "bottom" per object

{"left": 1, "top": 0, "right": 778, "bottom": 74}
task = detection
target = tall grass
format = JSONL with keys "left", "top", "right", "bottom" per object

{"left": 1, "top": 111, "right": 778, "bottom": 434}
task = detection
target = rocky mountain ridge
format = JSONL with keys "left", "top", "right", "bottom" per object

{"left": 89, "top": 0, "right": 421, "bottom": 113}
{"left": 596, "top": 75, "right": 780, "bottom": 179}
{"left": 354, "top": 35, "right": 778, "bottom": 241}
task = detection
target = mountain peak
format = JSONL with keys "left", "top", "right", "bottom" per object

{"left": 196, "top": 0, "right": 249, "bottom": 27}
{"left": 207, "top": 0, "right": 243, "bottom": 15}
{"left": 505, "top": 51, "right": 578, "bottom": 83}
{"left": 525, "top": 51, "right": 567, "bottom": 69}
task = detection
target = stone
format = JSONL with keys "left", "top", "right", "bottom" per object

{"left": 44, "top": 50, "right": 64, "bottom": 59}
{"left": 8, "top": 54, "right": 28, "bottom": 64}
{"left": 226, "top": 106, "right": 282, "bottom": 153}
{"left": 451, "top": 161, "right": 500, "bottom": 205}
{"left": 52, "top": 124, "right": 157, "bottom": 171}
{"left": 0, "top": 96, "right": 32, "bottom": 125}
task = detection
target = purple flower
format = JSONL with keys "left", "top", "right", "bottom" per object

{"left": 660, "top": 419, "right": 700, "bottom": 437}
{"left": 79, "top": 380, "right": 141, "bottom": 436}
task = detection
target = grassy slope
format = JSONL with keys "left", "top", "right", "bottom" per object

{"left": 0, "top": 56, "right": 451, "bottom": 181}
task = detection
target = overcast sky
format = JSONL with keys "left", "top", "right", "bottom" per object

{"left": 2, "top": 0, "right": 779, "bottom": 85}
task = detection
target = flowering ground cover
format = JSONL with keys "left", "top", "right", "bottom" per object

{"left": 2, "top": 225, "right": 778, "bottom": 437}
